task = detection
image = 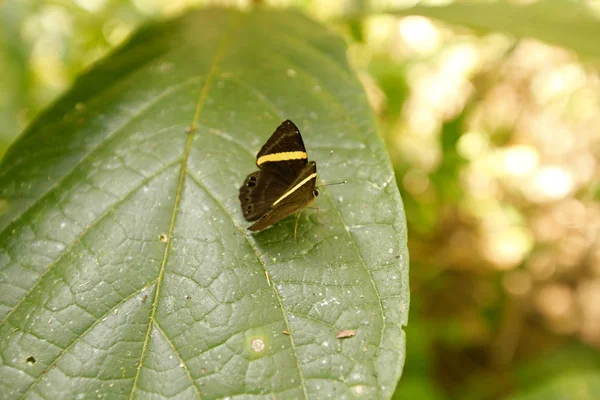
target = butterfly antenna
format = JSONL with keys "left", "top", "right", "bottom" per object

{"left": 317, "top": 150, "right": 347, "bottom": 188}
{"left": 323, "top": 150, "right": 334, "bottom": 171}
{"left": 317, "top": 180, "right": 347, "bottom": 188}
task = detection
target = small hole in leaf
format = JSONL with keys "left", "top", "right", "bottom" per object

{"left": 26, "top": 356, "right": 36, "bottom": 365}
{"left": 159, "top": 233, "right": 168, "bottom": 243}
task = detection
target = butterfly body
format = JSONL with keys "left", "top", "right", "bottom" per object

{"left": 239, "top": 120, "right": 319, "bottom": 233}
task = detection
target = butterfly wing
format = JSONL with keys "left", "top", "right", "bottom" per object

{"left": 239, "top": 120, "right": 309, "bottom": 221}
{"left": 239, "top": 169, "right": 290, "bottom": 221}
{"left": 239, "top": 120, "right": 316, "bottom": 228}
{"left": 248, "top": 162, "right": 317, "bottom": 231}
{"left": 256, "top": 120, "right": 308, "bottom": 183}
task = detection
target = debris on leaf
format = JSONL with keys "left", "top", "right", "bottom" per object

{"left": 336, "top": 329, "right": 356, "bottom": 339}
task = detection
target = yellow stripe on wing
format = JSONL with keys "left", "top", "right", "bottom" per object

{"left": 273, "top": 173, "right": 317, "bottom": 206}
{"left": 257, "top": 151, "right": 307, "bottom": 165}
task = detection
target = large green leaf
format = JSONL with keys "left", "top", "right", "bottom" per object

{"left": 386, "top": 0, "right": 600, "bottom": 61}
{"left": 0, "top": 8, "right": 408, "bottom": 399}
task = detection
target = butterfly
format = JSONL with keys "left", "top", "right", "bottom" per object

{"left": 239, "top": 120, "right": 319, "bottom": 239}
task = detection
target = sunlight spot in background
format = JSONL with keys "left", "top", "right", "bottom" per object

{"left": 577, "top": 280, "right": 600, "bottom": 346}
{"left": 527, "top": 252, "right": 556, "bottom": 280}
{"left": 21, "top": 5, "right": 73, "bottom": 111}
{"left": 403, "top": 169, "right": 430, "bottom": 195}
{"left": 413, "top": 46, "right": 478, "bottom": 117}
{"left": 536, "top": 285, "right": 573, "bottom": 318}
{"left": 457, "top": 130, "right": 489, "bottom": 160}
{"left": 498, "top": 145, "right": 539, "bottom": 177}
{"left": 395, "top": 119, "right": 441, "bottom": 172}
{"left": 163, "top": 0, "right": 197, "bottom": 15}
{"left": 590, "top": 244, "right": 600, "bottom": 276}
{"left": 365, "top": 16, "right": 397, "bottom": 50}
{"left": 531, "top": 63, "right": 587, "bottom": 104}
{"left": 31, "top": 37, "right": 69, "bottom": 90}
{"left": 38, "top": 5, "right": 73, "bottom": 36}
{"left": 132, "top": 0, "right": 163, "bottom": 15}
{"left": 525, "top": 165, "right": 574, "bottom": 202}
{"left": 443, "top": 44, "right": 480, "bottom": 79}
{"left": 398, "top": 16, "right": 440, "bottom": 55}
{"left": 103, "top": 19, "right": 133, "bottom": 46}
{"left": 462, "top": 165, "right": 499, "bottom": 199}
{"left": 570, "top": 151, "right": 596, "bottom": 186}
{"left": 535, "top": 283, "right": 578, "bottom": 334}
{"left": 74, "top": 0, "right": 108, "bottom": 13}
{"left": 132, "top": 0, "right": 217, "bottom": 16}
{"left": 502, "top": 270, "right": 532, "bottom": 297}
{"left": 482, "top": 226, "right": 533, "bottom": 270}
{"left": 357, "top": 72, "right": 386, "bottom": 115}
{"left": 480, "top": 84, "right": 521, "bottom": 132}
{"left": 406, "top": 107, "right": 439, "bottom": 138}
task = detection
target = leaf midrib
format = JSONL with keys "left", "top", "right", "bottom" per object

{"left": 127, "top": 13, "right": 243, "bottom": 400}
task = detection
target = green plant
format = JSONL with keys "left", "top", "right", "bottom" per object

{"left": 0, "top": 9, "right": 409, "bottom": 399}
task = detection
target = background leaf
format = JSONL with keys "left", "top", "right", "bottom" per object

{"left": 0, "top": 8, "right": 408, "bottom": 399}
{"left": 507, "top": 372, "right": 600, "bottom": 400}
{"left": 384, "top": 0, "right": 600, "bottom": 61}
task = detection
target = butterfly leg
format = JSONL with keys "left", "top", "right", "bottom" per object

{"left": 293, "top": 212, "right": 302, "bottom": 241}
{"left": 307, "top": 206, "right": 322, "bottom": 224}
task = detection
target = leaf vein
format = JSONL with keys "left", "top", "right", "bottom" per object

{"left": 0, "top": 78, "right": 203, "bottom": 236}
{"left": 19, "top": 280, "right": 158, "bottom": 398}
{"left": 154, "top": 320, "right": 202, "bottom": 399}
{"left": 184, "top": 172, "right": 309, "bottom": 399}
{"left": 0, "top": 158, "right": 182, "bottom": 326}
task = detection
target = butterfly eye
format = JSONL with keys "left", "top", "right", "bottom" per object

{"left": 313, "top": 189, "right": 319, "bottom": 197}
{"left": 247, "top": 181, "right": 256, "bottom": 187}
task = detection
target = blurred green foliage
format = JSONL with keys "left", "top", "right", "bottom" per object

{"left": 2, "top": 0, "right": 600, "bottom": 399}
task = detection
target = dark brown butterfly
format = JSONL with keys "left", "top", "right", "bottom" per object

{"left": 239, "top": 120, "right": 319, "bottom": 239}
